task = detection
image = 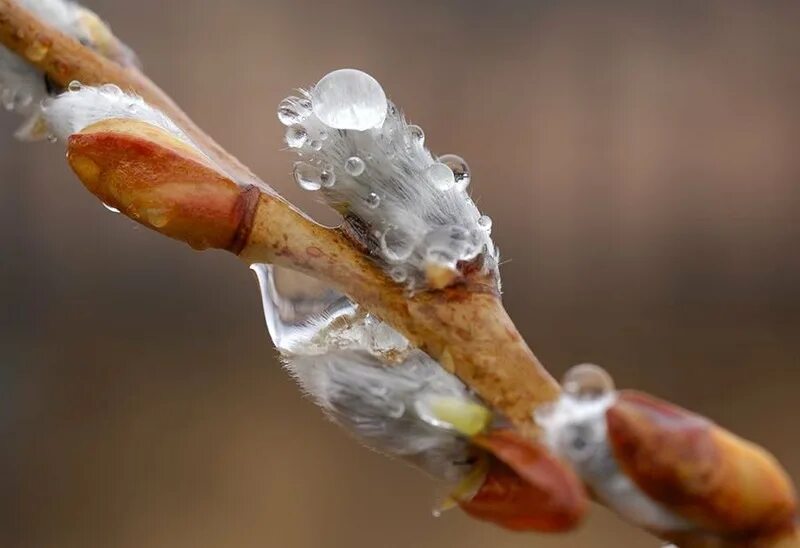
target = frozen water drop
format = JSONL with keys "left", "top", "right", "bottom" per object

{"left": 365, "top": 192, "right": 381, "bottom": 209}
{"left": 311, "top": 69, "right": 388, "bottom": 131}
{"left": 380, "top": 226, "right": 415, "bottom": 263}
{"left": 562, "top": 363, "right": 615, "bottom": 400}
{"left": 285, "top": 125, "right": 308, "bottom": 148}
{"left": 277, "top": 96, "right": 312, "bottom": 126}
{"left": 426, "top": 162, "right": 455, "bottom": 191}
{"left": 344, "top": 156, "right": 365, "bottom": 176}
{"left": 293, "top": 162, "right": 324, "bottom": 191}
{"left": 439, "top": 154, "right": 471, "bottom": 191}
{"left": 477, "top": 215, "right": 492, "bottom": 233}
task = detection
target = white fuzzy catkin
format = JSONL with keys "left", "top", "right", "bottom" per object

{"left": 278, "top": 69, "right": 499, "bottom": 291}
{"left": 536, "top": 380, "right": 691, "bottom": 533}
{"left": 252, "top": 263, "right": 483, "bottom": 482}
{"left": 0, "top": 0, "right": 132, "bottom": 139}
{"left": 41, "top": 84, "right": 191, "bottom": 144}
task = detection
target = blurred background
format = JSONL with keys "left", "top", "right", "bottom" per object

{"left": 1, "top": 0, "right": 799, "bottom": 546}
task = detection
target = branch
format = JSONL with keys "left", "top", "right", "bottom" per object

{"left": 0, "top": 1, "right": 796, "bottom": 546}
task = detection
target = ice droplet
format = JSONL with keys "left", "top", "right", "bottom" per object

{"left": 562, "top": 364, "right": 615, "bottom": 401}
{"left": 426, "top": 162, "right": 455, "bottom": 191}
{"left": 311, "top": 69, "right": 388, "bottom": 131}
{"left": 344, "top": 156, "right": 365, "bottom": 176}
{"left": 380, "top": 226, "right": 415, "bottom": 263}
{"left": 439, "top": 154, "right": 471, "bottom": 191}
{"left": 277, "top": 96, "right": 312, "bottom": 126}
{"left": 285, "top": 125, "right": 308, "bottom": 148}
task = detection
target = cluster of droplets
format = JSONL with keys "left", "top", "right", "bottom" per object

{"left": 277, "top": 68, "right": 498, "bottom": 290}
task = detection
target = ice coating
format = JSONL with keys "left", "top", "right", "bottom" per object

{"left": 277, "top": 69, "right": 498, "bottom": 291}
{"left": 252, "top": 263, "right": 487, "bottom": 481}
{"left": 536, "top": 364, "right": 691, "bottom": 533}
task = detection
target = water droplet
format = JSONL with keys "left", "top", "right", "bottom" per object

{"left": 389, "top": 266, "right": 407, "bottom": 283}
{"left": 46, "top": 133, "right": 58, "bottom": 143}
{"left": 439, "top": 154, "right": 471, "bottom": 191}
{"left": 285, "top": 125, "right": 307, "bottom": 148}
{"left": 319, "top": 130, "right": 328, "bottom": 141}
{"left": 320, "top": 166, "right": 336, "bottom": 188}
{"left": 477, "top": 215, "right": 492, "bottom": 233}
{"left": 424, "top": 225, "right": 481, "bottom": 265}
{"left": 407, "top": 124, "right": 425, "bottom": 145}
{"left": 102, "top": 202, "right": 120, "bottom": 214}
{"left": 380, "top": 226, "right": 415, "bottom": 263}
{"left": 311, "top": 68, "right": 388, "bottom": 131}
{"left": 99, "top": 83, "right": 122, "bottom": 94}
{"left": 293, "top": 162, "right": 324, "bottom": 191}
{"left": 562, "top": 363, "right": 615, "bottom": 400}
{"left": 68, "top": 80, "right": 82, "bottom": 92}
{"left": 426, "top": 162, "right": 455, "bottom": 191}
{"left": 365, "top": 192, "right": 380, "bottom": 209}
{"left": 344, "top": 156, "right": 365, "bottom": 176}
{"left": 277, "top": 96, "right": 312, "bottom": 126}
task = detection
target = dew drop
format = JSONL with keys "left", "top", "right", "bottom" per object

{"left": 311, "top": 69, "right": 388, "bottom": 131}
{"left": 477, "top": 215, "right": 492, "bottom": 233}
{"left": 562, "top": 363, "right": 615, "bottom": 400}
{"left": 277, "top": 96, "right": 312, "bottom": 126}
{"left": 439, "top": 154, "right": 471, "bottom": 191}
{"left": 365, "top": 192, "right": 380, "bottom": 209}
{"left": 380, "top": 226, "right": 415, "bottom": 263}
{"left": 293, "top": 162, "right": 324, "bottom": 191}
{"left": 344, "top": 156, "right": 365, "bottom": 176}
{"left": 426, "top": 162, "right": 456, "bottom": 191}
{"left": 285, "top": 125, "right": 307, "bottom": 148}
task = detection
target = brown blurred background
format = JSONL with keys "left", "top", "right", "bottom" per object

{"left": 1, "top": 0, "right": 799, "bottom": 546}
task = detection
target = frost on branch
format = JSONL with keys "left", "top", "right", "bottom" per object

{"left": 0, "top": 0, "right": 136, "bottom": 140}
{"left": 278, "top": 69, "right": 498, "bottom": 291}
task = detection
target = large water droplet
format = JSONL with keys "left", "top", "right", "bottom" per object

{"left": 311, "top": 69, "right": 388, "bottom": 131}
{"left": 562, "top": 363, "right": 615, "bottom": 400}
{"left": 426, "top": 162, "right": 455, "bottom": 191}
{"left": 344, "top": 156, "right": 365, "bottom": 176}
{"left": 277, "top": 96, "right": 312, "bottom": 126}
{"left": 380, "top": 226, "right": 415, "bottom": 263}
{"left": 293, "top": 162, "right": 326, "bottom": 191}
{"left": 285, "top": 125, "right": 308, "bottom": 148}
{"left": 439, "top": 154, "right": 471, "bottom": 191}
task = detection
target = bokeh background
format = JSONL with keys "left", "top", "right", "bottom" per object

{"left": 1, "top": 0, "right": 799, "bottom": 546}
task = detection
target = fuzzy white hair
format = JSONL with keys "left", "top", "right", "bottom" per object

{"left": 278, "top": 69, "right": 499, "bottom": 291}
{"left": 252, "top": 263, "right": 481, "bottom": 482}
{"left": 41, "top": 84, "right": 191, "bottom": 143}
{"left": 536, "top": 390, "right": 691, "bottom": 532}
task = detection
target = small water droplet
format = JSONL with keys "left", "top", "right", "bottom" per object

{"left": 285, "top": 125, "right": 307, "bottom": 148}
{"left": 389, "top": 266, "right": 407, "bottom": 283}
{"left": 439, "top": 154, "right": 471, "bottom": 191}
{"left": 344, "top": 156, "right": 365, "bottom": 176}
{"left": 407, "top": 124, "right": 425, "bottom": 146}
{"left": 102, "top": 202, "right": 120, "bottom": 214}
{"left": 426, "top": 162, "right": 455, "bottom": 191}
{"left": 46, "top": 133, "right": 58, "bottom": 143}
{"left": 277, "top": 96, "right": 312, "bottom": 126}
{"left": 320, "top": 166, "right": 336, "bottom": 188}
{"left": 365, "top": 192, "right": 380, "bottom": 209}
{"left": 311, "top": 68, "right": 388, "bottom": 131}
{"left": 477, "top": 215, "right": 492, "bottom": 233}
{"left": 293, "top": 162, "right": 324, "bottom": 191}
{"left": 562, "top": 363, "right": 615, "bottom": 400}
{"left": 309, "top": 139, "right": 322, "bottom": 150}
{"left": 68, "top": 80, "right": 82, "bottom": 92}
{"left": 380, "top": 226, "right": 415, "bottom": 263}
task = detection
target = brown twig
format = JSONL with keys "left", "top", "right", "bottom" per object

{"left": 0, "top": 1, "right": 796, "bottom": 545}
